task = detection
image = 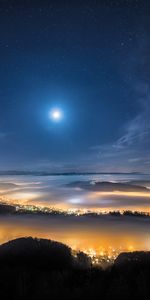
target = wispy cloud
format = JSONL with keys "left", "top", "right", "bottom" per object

{"left": 114, "top": 91, "right": 150, "bottom": 150}
{"left": 91, "top": 85, "right": 150, "bottom": 171}
{"left": 90, "top": 36, "right": 150, "bottom": 172}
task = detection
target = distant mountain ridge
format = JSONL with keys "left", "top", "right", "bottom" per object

{"left": 0, "top": 170, "right": 143, "bottom": 176}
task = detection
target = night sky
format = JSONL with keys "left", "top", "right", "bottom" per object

{"left": 0, "top": 0, "right": 150, "bottom": 172}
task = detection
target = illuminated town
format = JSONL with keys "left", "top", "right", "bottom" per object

{"left": 0, "top": 199, "right": 150, "bottom": 218}
{"left": 73, "top": 246, "right": 125, "bottom": 267}
{"left": 0, "top": 201, "right": 149, "bottom": 267}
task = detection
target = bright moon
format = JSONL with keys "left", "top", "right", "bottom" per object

{"left": 49, "top": 109, "right": 63, "bottom": 121}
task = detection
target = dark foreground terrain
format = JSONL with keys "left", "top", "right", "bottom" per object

{"left": 0, "top": 237, "right": 150, "bottom": 299}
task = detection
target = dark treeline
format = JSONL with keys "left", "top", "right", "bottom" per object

{"left": 0, "top": 203, "right": 150, "bottom": 218}
{"left": 0, "top": 237, "right": 150, "bottom": 299}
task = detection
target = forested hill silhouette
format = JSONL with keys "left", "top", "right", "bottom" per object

{"left": 0, "top": 237, "right": 92, "bottom": 270}
{"left": 0, "top": 238, "right": 150, "bottom": 299}
{"left": 115, "top": 251, "right": 150, "bottom": 266}
{"left": 0, "top": 237, "right": 74, "bottom": 269}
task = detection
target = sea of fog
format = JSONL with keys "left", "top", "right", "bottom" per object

{"left": 0, "top": 173, "right": 150, "bottom": 253}
{"left": 0, "top": 173, "right": 150, "bottom": 211}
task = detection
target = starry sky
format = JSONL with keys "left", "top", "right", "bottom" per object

{"left": 0, "top": 0, "right": 150, "bottom": 173}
